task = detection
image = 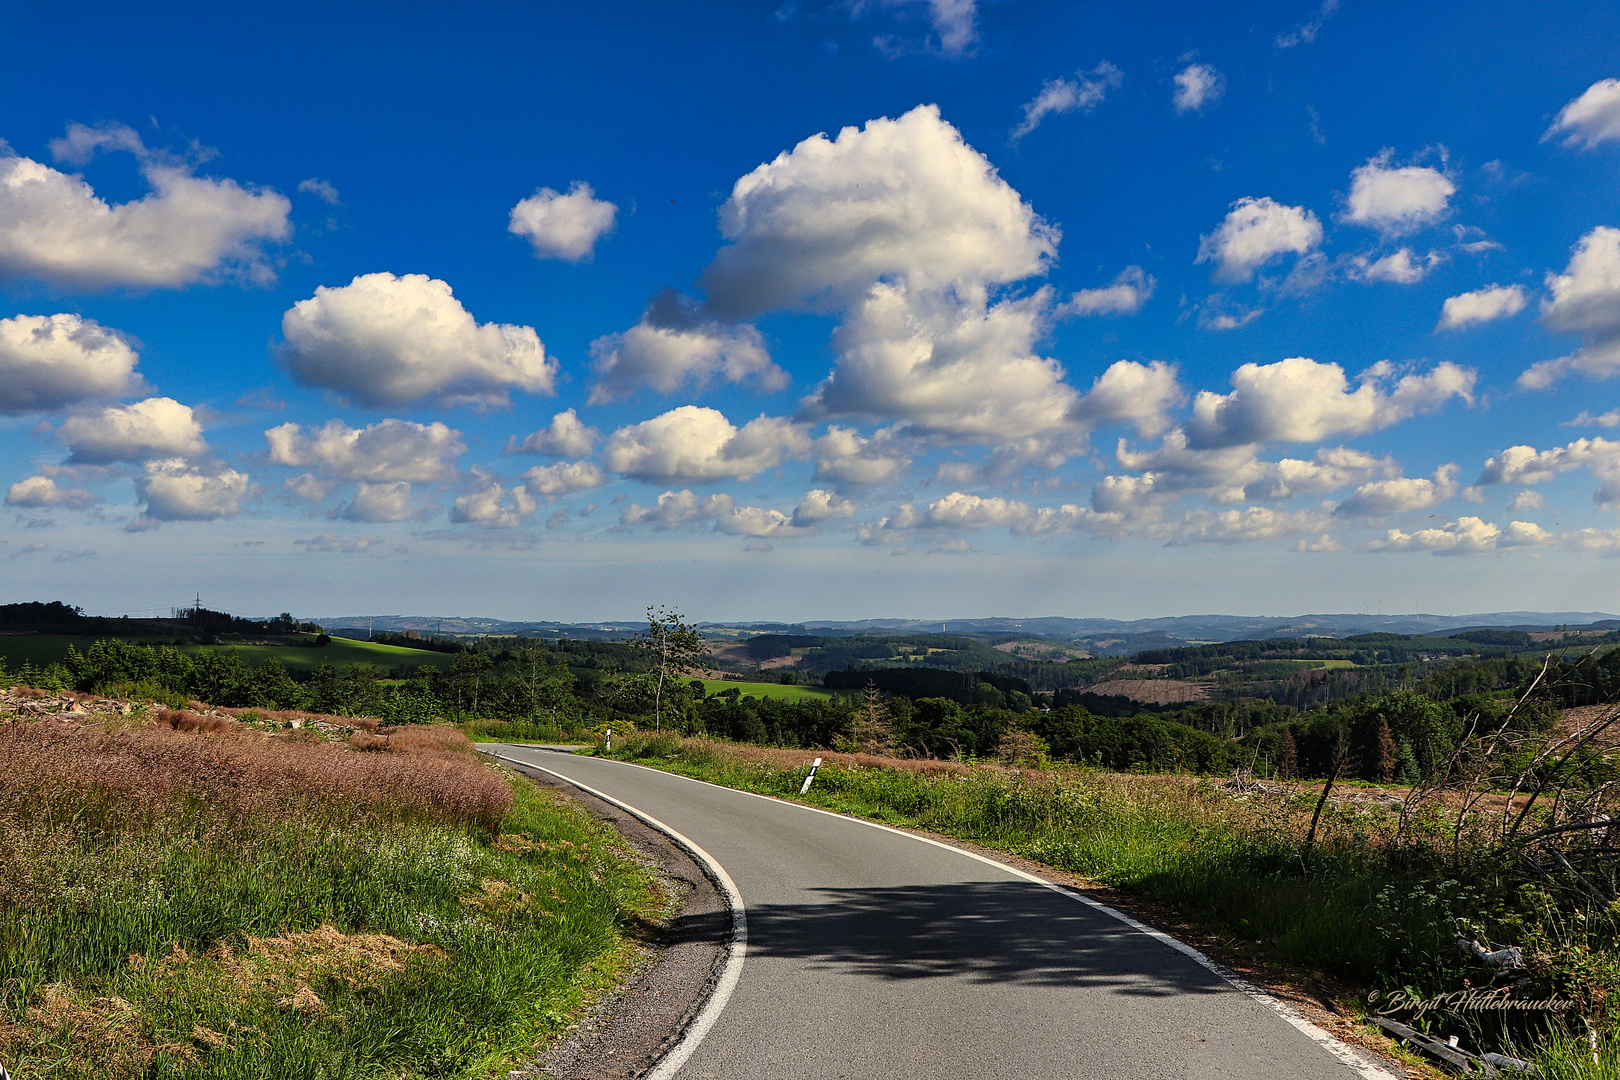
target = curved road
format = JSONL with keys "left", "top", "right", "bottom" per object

{"left": 485, "top": 745, "right": 1393, "bottom": 1080}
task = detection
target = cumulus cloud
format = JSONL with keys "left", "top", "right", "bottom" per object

{"left": 812, "top": 426, "right": 909, "bottom": 485}
{"left": 1343, "top": 151, "right": 1455, "bottom": 236}
{"left": 1437, "top": 284, "right": 1527, "bottom": 330}
{"left": 282, "top": 473, "right": 333, "bottom": 503}
{"left": 1519, "top": 227, "right": 1620, "bottom": 388}
{"left": 620, "top": 489, "right": 813, "bottom": 537}
{"left": 339, "top": 482, "right": 419, "bottom": 523}
{"left": 1368, "top": 516, "right": 1550, "bottom": 555}
{"left": 297, "top": 178, "right": 340, "bottom": 204}
{"left": 588, "top": 289, "right": 784, "bottom": 402}
{"left": 1334, "top": 464, "right": 1460, "bottom": 516}
{"left": 1167, "top": 506, "right": 1329, "bottom": 546}
{"left": 265, "top": 418, "right": 464, "bottom": 481}
{"left": 913, "top": 491, "right": 1099, "bottom": 537}
{"left": 1011, "top": 62, "right": 1123, "bottom": 140}
{"left": 1507, "top": 490, "right": 1544, "bottom": 513}
{"left": 1196, "top": 197, "right": 1322, "bottom": 283}
{"left": 604, "top": 406, "right": 809, "bottom": 482}
{"left": 0, "top": 122, "right": 290, "bottom": 288}
{"left": 134, "top": 458, "right": 250, "bottom": 522}
{"left": 279, "top": 272, "right": 556, "bottom": 407}
{"left": 1187, "top": 357, "right": 1475, "bottom": 448}
{"left": 1172, "top": 63, "right": 1225, "bottom": 113}
{"left": 521, "top": 460, "right": 607, "bottom": 496}
{"left": 508, "top": 181, "right": 617, "bottom": 261}
{"left": 5, "top": 475, "right": 95, "bottom": 510}
{"left": 1569, "top": 409, "right": 1620, "bottom": 428}
{"left": 505, "top": 408, "right": 599, "bottom": 457}
{"left": 59, "top": 397, "right": 206, "bottom": 463}
{"left": 1059, "top": 266, "right": 1155, "bottom": 316}
{"left": 451, "top": 471, "right": 538, "bottom": 529}
{"left": 1474, "top": 437, "right": 1620, "bottom": 506}
{"left": 0, "top": 314, "right": 143, "bottom": 415}
{"left": 792, "top": 488, "right": 858, "bottom": 525}
{"left": 1070, "top": 360, "right": 1183, "bottom": 439}
{"left": 1545, "top": 78, "right": 1620, "bottom": 149}
{"left": 1346, "top": 248, "right": 1442, "bottom": 285}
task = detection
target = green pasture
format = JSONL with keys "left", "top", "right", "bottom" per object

{"left": 696, "top": 678, "right": 846, "bottom": 703}
{"left": 0, "top": 632, "right": 456, "bottom": 674}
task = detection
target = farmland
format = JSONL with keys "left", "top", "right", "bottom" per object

{"left": 695, "top": 678, "right": 847, "bottom": 703}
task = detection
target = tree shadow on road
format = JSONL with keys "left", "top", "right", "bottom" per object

{"left": 710, "top": 881, "right": 1229, "bottom": 998}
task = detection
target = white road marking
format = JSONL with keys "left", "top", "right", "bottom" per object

{"left": 492, "top": 746, "right": 1401, "bottom": 1080}
{"left": 483, "top": 750, "right": 747, "bottom": 1080}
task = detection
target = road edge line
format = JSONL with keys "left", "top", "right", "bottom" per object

{"left": 481, "top": 750, "right": 748, "bottom": 1080}
{"left": 585, "top": 753, "right": 1400, "bottom": 1080}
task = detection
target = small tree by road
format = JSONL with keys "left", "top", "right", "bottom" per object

{"left": 632, "top": 605, "right": 707, "bottom": 732}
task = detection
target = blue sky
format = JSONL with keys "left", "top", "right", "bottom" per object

{"left": 3, "top": 0, "right": 1620, "bottom": 622}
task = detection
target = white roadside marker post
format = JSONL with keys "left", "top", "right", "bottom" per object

{"left": 606, "top": 728, "right": 613, "bottom": 752}
{"left": 799, "top": 757, "right": 823, "bottom": 794}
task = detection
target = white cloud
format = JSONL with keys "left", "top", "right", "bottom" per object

{"left": 1276, "top": 0, "right": 1340, "bottom": 48}
{"left": 1334, "top": 463, "right": 1459, "bottom": 516}
{"left": 1172, "top": 63, "right": 1225, "bottom": 113}
{"left": 1343, "top": 151, "right": 1455, "bottom": 236}
{"left": 1568, "top": 409, "right": 1620, "bottom": 428}
{"left": 1011, "top": 62, "right": 1123, "bottom": 140}
{"left": 59, "top": 397, "right": 206, "bottom": 463}
{"left": 297, "top": 178, "right": 340, "bottom": 205}
{"left": 1507, "top": 490, "right": 1544, "bottom": 513}
{"left": 1475, "top": 437, "right": 1620, "bottom": 506}
{"left": 296, "top": 533, "right": 385, "bottom": 554}
{"left": 508, "top": 181, "right": 617, "bottom": 261}
{"left": 1437, "top": 284, "right": 1527, "bottom": 330}
{"left": 812, "top": 425, "right": 909, "bottom": 485}
{"left": 134, "top": 458, "right": 250, "bottom": 522}
{"left": 265, "top": 418, "right": 465, "bottom": 481}
{"left": 792, "top": 488, "right": 858, "bottom": 525}
{"left": 282, "top": 474, "right": 333, "bottom": 503}
{"left": 0, "top": 313, "right": 143, "bottom": 415}
{"left": 603, "top": 406, "right": 809, "bottom": 482}
{"left": 521, "top": 460, "right": 607, "bottom": 496}
{"left": 1059, "top": 266, "right": 1155, "bottom": 316}
{"left": 1187, "top": 356, "right": 1475, "bottom": 448}
{"left": 1545, "top": 78, "right": 1620, "bottom": 149}
{"left": 5, "top": 475, "right": 95, "bottom": 510}
{"left": 620, "top": 489, "right": 813, "bottom": 537}
{"left": 1347, "top": 248, "right": 1442, "bottom": 285}
{"left": 279, "top": 272, "right": 556, "bottom": 407}
{"left": 1070, "top": 359, "right": 1183, "bottom": 439}
{"left": 917, "top": 491, "right": 1096, "bottom": 536}
{"left": 588, "top": 289, "right": 785, "bottom": 402}
{"left": 1197, "top": 197, "right": 1322, "bottom": 283}
{"left": 1520, "top": 227, "right": 1620, "bottom": 388}
{"left": 340, "top": 481, "right": 419, "bottom": 523}
{"left": 1167, "top": 506, "right": 1329, "bottom": 546}
{"left": 1368, "top": 516, "right": 1550, "bottom": 555}
{"left": 860, "top": 0, "right": 979, "bottom": 57}
{"left": 0, "top": 122, "right": 290, "bottom": 288}
{"left": 451, "top": 471, "right": 537, "bottom": 529}
{"left": 505, "top": 408, "right": 599, "bottom": 457}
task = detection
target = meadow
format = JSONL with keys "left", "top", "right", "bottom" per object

{"left": 694, "top": 678, "right": 846, "bottom": 703}
{"left": 0, "top": 702, "right": 658, "bottom": 1079}
{"left": 0, "top": 633, "right": 457, "bottom": 674}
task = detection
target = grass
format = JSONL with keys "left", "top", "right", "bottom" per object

{"left": 0, "top": 632, "right": 458, "bottom": 673}
{"left": 593, "top": 732, "right": 1619, "bottom": 1074}
{"left": 0, "top": 710, "right": 660, "bottom": 1078}
{"left": 696, "top": 678, "right": 846, "bottom": 702}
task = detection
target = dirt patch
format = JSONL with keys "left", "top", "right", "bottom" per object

{"left": 1084, "top": 678, "right": 1216, "bottom": 704}
{"left": 993, "top": 640, "right": 1093, "bottom": 660}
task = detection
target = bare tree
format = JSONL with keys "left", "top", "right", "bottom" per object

{"left": 632, "top": 605, "right": 707, "bottom": 732}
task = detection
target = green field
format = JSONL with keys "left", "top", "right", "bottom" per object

{"left": 696, "top": 678, "right": 846, "bottom": 703}
{"left": 0, "top": 632, "right": 457, "bottom": 673}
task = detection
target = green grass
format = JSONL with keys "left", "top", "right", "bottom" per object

{"left": 696, "top": 678, "right": 847, "bottom": 702}
{"left": 1, "top": 737, "right": 659, "bottom": 1079}
{"left": 0, "top": 632, "right": 457, "bottom": 673}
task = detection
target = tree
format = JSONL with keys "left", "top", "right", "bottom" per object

{"left": 849, "top": 680, "right": 894, "bottom": 754}
{"left": 632, "top": 605, "right": 707, "bottom": 732}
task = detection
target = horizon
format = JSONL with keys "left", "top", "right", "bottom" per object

{"left": 4, "top": 1, "right": 1620, "bottom": 619}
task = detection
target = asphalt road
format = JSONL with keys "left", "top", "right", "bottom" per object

{"left": 484, "top": 745, "right": 1391, "bottom": 1080}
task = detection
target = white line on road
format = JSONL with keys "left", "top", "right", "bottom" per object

{"left": 534, "top": 751, "right": 1402, "bottom": 1080}
{"left": 482, "top": 750, "right": 747, "bottom": 1080}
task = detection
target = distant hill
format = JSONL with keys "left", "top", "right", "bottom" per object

{"left": 315, "top": 611, "right": 1620, "bottom": 646}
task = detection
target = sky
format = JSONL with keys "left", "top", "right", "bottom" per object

{"left": 2, "top": 0, "right": 1620, "bottom": 623}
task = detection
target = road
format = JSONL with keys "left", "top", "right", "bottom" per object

{"left": 484, "top": 745, "right": 1393, "bottom": 1080}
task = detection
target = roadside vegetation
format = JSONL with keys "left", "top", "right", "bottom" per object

{"left": 0, "top": 693, "right": 661, "bottom": 1079}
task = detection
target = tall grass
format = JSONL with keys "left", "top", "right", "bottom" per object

{"left": 601, "top": 732, "right": 1619, "bottom": 1070}
{"left": 0, "top": 714, "right": 660, "bottom": 1079}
